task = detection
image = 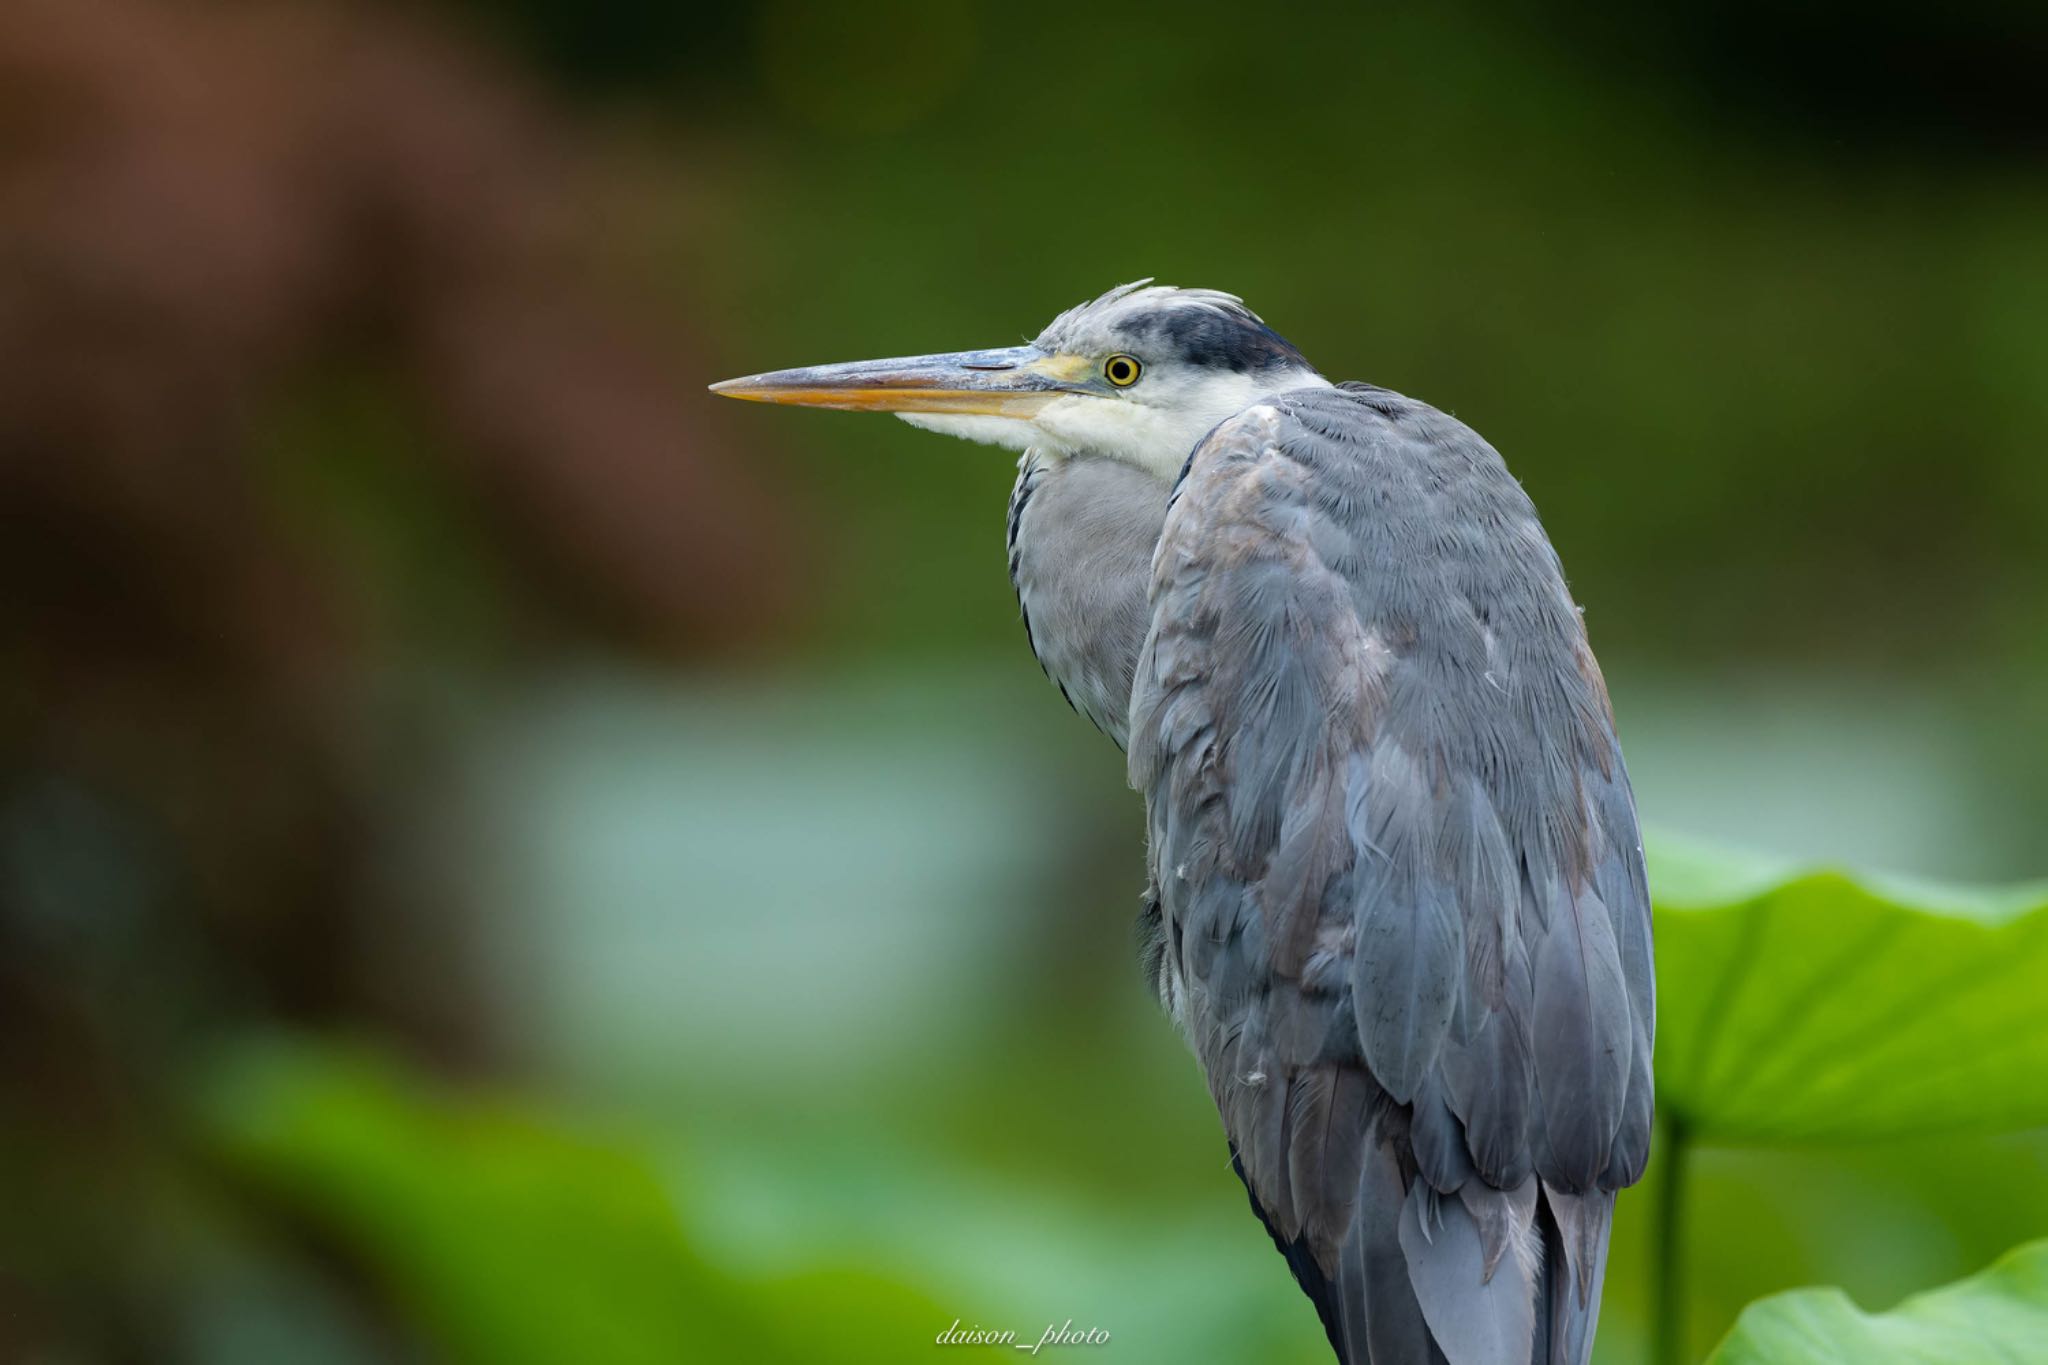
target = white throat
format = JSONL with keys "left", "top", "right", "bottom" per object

{"left": 900, "top": 367, "right": 1330, "bottom": 481}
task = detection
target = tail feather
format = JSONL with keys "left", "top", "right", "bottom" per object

{"left": 1336, "top": 1130, "right": 1445, "bottom": 1365}
{"left": 1397, "top": 1180, "right": 1539, "bottom": 1364}
{"left": 1539, "top": 1186, "right": 1614, "bottom": 1365}
{"left": 1239, "top": 1131, "right": 1615, "bottom": 1364}
{"left": 1232, "top": 1150, "right": 1344, "bottom": 1357}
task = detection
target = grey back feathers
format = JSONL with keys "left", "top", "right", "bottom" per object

{"left": 1128, "top": 385, "right": 1652, "bottom": 1365}
{"left": 1009, "top": 358, "right": 1652, "bottom": 1363}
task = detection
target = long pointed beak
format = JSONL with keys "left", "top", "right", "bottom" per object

{"left": 708, "top": 345, "right": 1089, "bottom": 415}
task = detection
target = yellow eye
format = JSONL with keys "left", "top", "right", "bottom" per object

{"left": 1104, "top": 354, "right": 1142, "bottom": 387}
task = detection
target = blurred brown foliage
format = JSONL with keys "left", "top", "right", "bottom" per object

{"left": 0, "top": 1, "right": 791, "bottom": 1355}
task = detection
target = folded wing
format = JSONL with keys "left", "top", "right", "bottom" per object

{"left": 1128, "top": 386, "right": 1653, "bottom": 1365}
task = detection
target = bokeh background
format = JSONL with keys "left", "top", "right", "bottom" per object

{"left": 4, "top": 1, "right": 2046, "bottom": 1361}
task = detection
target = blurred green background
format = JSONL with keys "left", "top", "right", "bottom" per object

{"left": 3, "top": 0, "right": 2046, "bottom": 1361}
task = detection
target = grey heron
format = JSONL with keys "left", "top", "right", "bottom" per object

{"left": 711, "top": 282, "right": 1652, "bottom": 1365}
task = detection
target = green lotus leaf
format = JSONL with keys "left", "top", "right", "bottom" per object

{"left": 1708, "top": 1237, "right": 2048, "bottom": 1363}
{"left": 1649, "top": 829, "right": 2048, "bottom": 1145}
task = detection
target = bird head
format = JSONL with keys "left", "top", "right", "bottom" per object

{"left": 709, "top": 282, "right": 1327, "bottom": 481}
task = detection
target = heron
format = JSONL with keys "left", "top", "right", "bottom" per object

{"left": 710, "top": 282, "right": 1652, "bottom": 1365}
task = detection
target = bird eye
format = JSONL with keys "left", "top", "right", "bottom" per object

{"left": 1103, "top": 354, "right": 1142, "bottom": 387}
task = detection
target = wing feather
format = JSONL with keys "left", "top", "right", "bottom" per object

{"left": 1130, "top": 386, "right": 1652, "bottom": 1363}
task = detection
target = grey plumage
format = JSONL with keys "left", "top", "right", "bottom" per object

{"left": 1125, "top": 384, "right": 1651, "bottom": 1365}
{"left": 711, "top": 282, "right": 1653, "bottom": 1365}
{"left": 1008, "top": 451, "right": 1168, "bottom": 747}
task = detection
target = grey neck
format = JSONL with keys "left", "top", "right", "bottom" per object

{"left": 1006, "top": 450, "right": 1173, "bottom": 749}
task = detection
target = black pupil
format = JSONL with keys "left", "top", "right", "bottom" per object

{"left": 1111, "top": 359, "right": 1134, "bottom": 382}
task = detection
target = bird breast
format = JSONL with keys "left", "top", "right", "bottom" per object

{"left": 1006, "top": 451, "right": 1172, "bottom": 749}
